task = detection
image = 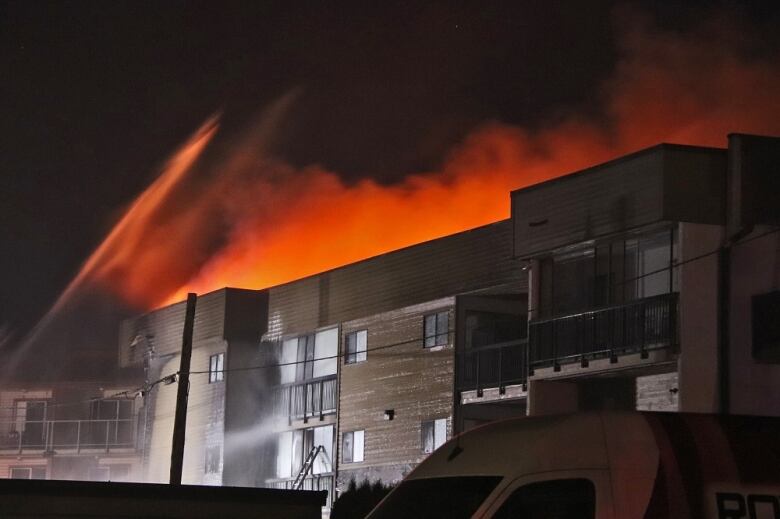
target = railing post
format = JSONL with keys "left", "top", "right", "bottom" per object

{"left": 551, "top": 319, "right": 566, "bottom": 371}
{"left": 105, "top": 419, "right": 110, "bottom": 452}
{"left": 498, "top": 346, "right": 504, "bottom": 395}
{"left": 303, "top": 383, "right": 309, "bottom": 424}
{"left": 319, "top": 380, "right": 325, "bottom": 421}
{"left": 77, "top": 421, "right": 81, "bottom": 453}
{"left": 640, "top": 299, "right": 648, "bottom": 359}
{"left": 476, "top": 351, "right": 482, "bottom": 397}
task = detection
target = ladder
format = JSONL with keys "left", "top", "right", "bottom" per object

{"left": 293, "top": 445, "right": 324, "bottom": 490}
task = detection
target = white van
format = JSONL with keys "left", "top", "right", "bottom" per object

{"left": 367, "top": 412, "right": 780, "bottom": 518}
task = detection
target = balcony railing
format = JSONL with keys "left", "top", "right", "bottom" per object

{"left": 529, "top": 292, "right": 678, "bottom": 372}
{"left": 274, "top": 375, "right": 337, "bottom": 421}
{"left": 458, "top": 339, "right": 528, "bottom": 394}
{"left": 0, "top": 419, "right": 136, "bottom": 452}
{"left": 266, "top": 474, "right": 334, "bottom": 507}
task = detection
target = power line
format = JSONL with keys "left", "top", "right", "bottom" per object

{"left": 4, "top": 226, "right": 777, "bottom": 405}
{"left": 0, "top": 374, "right": 177, "bottom": 412}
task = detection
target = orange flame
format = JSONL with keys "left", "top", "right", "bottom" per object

{"left": 79, "top": 15, "right": 780, "bottom": 309}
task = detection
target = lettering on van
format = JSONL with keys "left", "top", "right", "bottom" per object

{"left": 716, "top": 492, "right": 780, "bottom": 519}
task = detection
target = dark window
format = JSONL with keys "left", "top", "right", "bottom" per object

{"left": 540, "top": 228, "right": 676, "bottom": 318}
{"left": 492, "top": 478, "right": 596, "bottom": 519}
{"left": 89, "top": 399, "right": 134, "bottom": 446}
{"left": 209, "top": 353, "right": 224, "bottom": 383}
{"left": 369, "top": 476, "right": 502, "bottom": 519}
{"left": 205, "top": 445, "right": 221, "bottom": 474}
{"left": 10, "top": 467, "right": 46, "bottom": 479}
{"left": 753, "top": 290, "right": 780, "bottom": 362}
{"left": 14, "top": 400, "right": 47, "bottom": 447}
{"left": 345, "top": 330, "right": 367, "bottom": 364}
{"left": 464, "top": 310, "right": 526, "bottom": 349}
{"left": 424, "top": 312, "right": 449, "bottom": 348}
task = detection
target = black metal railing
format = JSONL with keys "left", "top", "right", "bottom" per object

{"left": 458, "top": 339, "right": 528, "bottom": 393}
{"left": 274, "top": 375, "right": 337, "bottom": 421}
{"left": 267, "top": 474, "right": 334, "bottom": 507}
{"left": 0, "top": 419, "right": 136, "bottom": 452}
{"left": 529, "top": 292, "right": 678, "bottom": 371}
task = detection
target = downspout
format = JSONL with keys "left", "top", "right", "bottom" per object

{"left": 717, "top": 245, "right": 730, "bottom": 415}
{"left": 718, "top": 225, "right": 753, "bottom": 415}
{"left": 721, "top": 133, "right": 752, "bottom": 415}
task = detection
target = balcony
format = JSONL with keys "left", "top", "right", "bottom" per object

{"left": 529, "top": 292, "right": 678, "bottom": 372}
{"left": 274, "top": 375, "right": 337, "bottom": 422}
{"left": 458, "top": 339, "right": 528, "bottom": 395}
{"left": 0, "top": 418, "right": 136, "bottom": 453}
{"left": 266, "top": 474, "right": 334, "bottom": 507}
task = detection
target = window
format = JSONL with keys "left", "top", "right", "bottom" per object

{"left": 421, "top": 418, "right": 447, "bottom": 453}
{"left": 424, "top": 312, "right": 449, "bottom": 348}
{"left": 753, "top": 290, "right": 780, "bottom": 362}
{"left": 205, "top": 445, "right": 222, "bottom": 474}
{"left": 89, "top": 399, "right": 134, "bottom": 446}
{"left": 492, "top": 478, "right": 595, "bottom": 519}
{"left": 281, "top": 329, "right": 339, "bottom": 383}
{"left": 345, "top": 330, "right": 367, "bottom": 364}
{"left": 209, "top": 353, "right": 224, "bottom": 383}
{"left": 13, "top": 400, "right": 47, "bottom": 447}
{"left": 276, "top": 425, "right": 334, "bottom": 478}
{"left": 369, "top": 476, "right": 502, "bottom": 519}
{"left": 342, "top": 430, "right": 364, "bottom": 463}
{"left": 539, "top": 227, "right": 677, "bottom": 318}
{"left": 10, "top": 467, "right": 46, "bottom": 479}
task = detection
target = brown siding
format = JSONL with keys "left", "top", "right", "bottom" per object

{"left": 662, "top": 147, "right": 726, "bottom": 225}
{"left": 512, "top": 145, "right": 726, "bottom": 258}
{"left": 338, "top": 298, "right": 455, "bottom": 484}
{"left": 266, "top": 220, "right": 522, "bottom": 340}
{"left": 119, "top": 289, "right": 267, "bottom": 367}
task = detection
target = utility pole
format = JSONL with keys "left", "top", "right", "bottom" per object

{"left": 170, "top": 293, "right": 197, "bottom": 485}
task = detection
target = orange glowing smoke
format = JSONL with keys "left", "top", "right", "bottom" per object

{"left": 75, "top": 14, "right": 780, "bottom": 309}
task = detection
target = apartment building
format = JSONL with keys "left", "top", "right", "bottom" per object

{"left": 116, "top": 132, "right": 778, "bottom": 513}
{"left": 245, "top": 219, "right": 524, "bottom": 505}
{"left": 119, "top": 219, "right": 526, "bottom": 508}
{"left": 0, "top": 380, "right": 142, "bottom": 482}
{"left": 506, "top": 133, "right": 780, "bottom": 417}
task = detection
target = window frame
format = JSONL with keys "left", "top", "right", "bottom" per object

{"left": 424, "top": 311, "right": 449, "bottom": 348}
{"left": 538, "top": 225, "right": 677, "bottom": 318}
{"left": 208, "top": 352, "right": 225, "bottom": 383}
{"left": 421, "top": 418, "right": 447, "bottom": 454}
{"left": 9, "top": 466, "right": 46, "bottom": 479}
{"left": 490, "top": 477, "right": 596, "bottom": 519}
{"left": 342, "top": 429, "right": 365, "bottom": 463}
{"left": 483, "top": 470, "right": 609, "bottom": 519}
{"left": 752, "top": 290, "right": 780, "bottom": 363}
{"left": 344, "top": 330, "right": 368, "bottom": 365}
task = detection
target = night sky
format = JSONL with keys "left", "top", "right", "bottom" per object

{"left": 1, "top": 1, "right": 779, "bottom": 345}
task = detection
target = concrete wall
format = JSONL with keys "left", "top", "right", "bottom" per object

{"left": 729, "top": 228, "right": 780, "bottom": 416}
{"left": 677, "top": 222, "right": 723, "bottom": 413}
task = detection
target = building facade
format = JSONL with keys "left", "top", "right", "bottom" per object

{"left": 508, "top": 134, "right": 780, "bottom": 417}
{"left": 117, "top": 133, "right": 778, "bottom": 513}
{"left": 119, "top": 220, "right": 526, "bottom": 509}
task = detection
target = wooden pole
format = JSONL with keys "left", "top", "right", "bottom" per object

{"left": 170, "top": 293, "right": 197, "bottom": 485}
